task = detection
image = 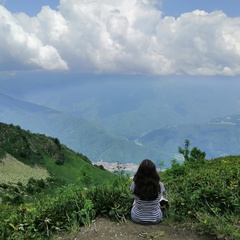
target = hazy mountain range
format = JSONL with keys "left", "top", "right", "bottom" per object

{"left": 1, "top": 73, "right": 240, "bottom": 167}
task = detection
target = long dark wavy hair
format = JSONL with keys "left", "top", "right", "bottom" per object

{"left": 133, "top": 159, "right": 160, "bottom": 201}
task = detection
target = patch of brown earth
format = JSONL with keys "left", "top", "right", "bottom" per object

{"left": 57, "top": 217, "right": 213, "bottom": 240}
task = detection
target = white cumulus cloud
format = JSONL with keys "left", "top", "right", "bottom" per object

{"left": 0, "top": 0, "right": 240, "bottom": 75}
{"left": 0, "top": 5, "right": 68, "bottom": 71}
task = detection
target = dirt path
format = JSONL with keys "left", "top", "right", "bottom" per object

{"left": 57, "top": 217, "right": 213, "bottom": 240}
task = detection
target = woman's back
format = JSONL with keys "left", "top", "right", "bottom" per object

{"left": 130, "top": 159, "right": 166, "bottom": 224}
{"left": 130, "top": 181, "right": 163, "bottom": 224}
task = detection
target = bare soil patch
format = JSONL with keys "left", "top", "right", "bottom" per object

{"left": 57, "top": 217, "right": 213, "bottom": 240}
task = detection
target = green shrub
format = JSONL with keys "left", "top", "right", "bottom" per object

{"left": 37, "top": 179, "right": 46, "bottom": 189}
{"left": 0, "top": 148, "right": 6, "bottom": 159}
{"left": 11, "top": 195, "right": 25, "bottom": 205}
{"left": 26, "top": 185, "right": 35, "bottom": 194}
{"left": 87, "top": 175, "right": 133, "bottom": 221}
{"left": 0, "top": 183, "right": 8, "bottom": 189}
{"left": 162, "top": 156, "right": 240, "bottom": 238}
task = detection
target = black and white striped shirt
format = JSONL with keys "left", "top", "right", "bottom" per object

{"left": 130, "top": 181, "right": 165, "bottom": 224}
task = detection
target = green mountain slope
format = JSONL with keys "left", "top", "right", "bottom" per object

{"left": 0, "top": 122, "right": 115, "bottom": 186}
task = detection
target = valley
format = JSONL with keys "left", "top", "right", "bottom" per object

{"left": 1, "top": 74, "right": 240, "bottom": 167}
{"left": 94, "top": 160, "right": 139, "bottom": 174}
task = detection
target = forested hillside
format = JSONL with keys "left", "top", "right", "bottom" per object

{"left": 0, "top": 122, "right": 114, "bottom": 186}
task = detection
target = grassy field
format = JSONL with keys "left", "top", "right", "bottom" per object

{"left": 0, "top": 153, "right": 50, "bottom": 185}
{"left": 43, "top": 148, "right": 116, "bottom": 186}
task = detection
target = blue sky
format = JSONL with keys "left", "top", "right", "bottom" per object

{"left": 2, "top": 0, "right": 59, "bottom": 16}
{"left": 0, "top": 0, "right": 240, "bottom": 76}
{"left": 2, "top": 0, "right": 239, "bottom": 17}
{"left": 162, "top": 0, "right": 240, "bottom": 18}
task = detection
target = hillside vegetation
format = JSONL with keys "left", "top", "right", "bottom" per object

{"left": 0, "top": 154, "right": 49, "bottom": 184}
{"left": 0, "top": 123, "right": 239, "bottom": 239}
{"left": 0, "top": 122, "right": 114, "bottom": 186}
{"left": 161, "top": 155, "right": 240, "bottom": 239}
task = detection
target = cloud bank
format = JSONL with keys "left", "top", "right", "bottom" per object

{"left": 0, "top": 0, "right": 240, "bottom": 75}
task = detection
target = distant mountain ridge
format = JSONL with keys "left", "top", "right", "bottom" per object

{"left": 0, "top": 92, "right": 162, "bottom": 165}
{"left": 2, "top": 74, "right": 240, "bottom": 140}
{"left": 0, "top": 92, "right": 58, "bottom": 113}
{"left": 1, "top": 74, "right": 240, "bottom": 166}
{"left": 139, "top": 115, "right": 240, "bottom": 160}
{"left": 1, "top": 90, "right": 240, "bottom": 166}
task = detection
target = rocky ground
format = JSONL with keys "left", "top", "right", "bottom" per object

{"left": 56, "top": 217, "right": 214, "bottom": 240}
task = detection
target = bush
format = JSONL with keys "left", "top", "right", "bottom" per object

{"left": 26, "top": 185, "right": 35, "bottom": 194}
{"left": 11, "top": 195, "right": 24, "bottom": 205}
{"left": 2, "top": 194, "right": 24, "bottom": 205}
{"left": 37, "top": 179, "right": 46, "bottom": 189}
{"left": 87, "top": 176, "right": 133, "bottom": 221}
{"left": 162, "top": 156, "right": 240, "bottom": 239}
{"left": 0, "top": 148, "right": 6, "bottom": 159}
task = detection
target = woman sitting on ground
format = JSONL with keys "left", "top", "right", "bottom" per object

{"left": 130, "top": 159, "right": 167, "bottom": 224}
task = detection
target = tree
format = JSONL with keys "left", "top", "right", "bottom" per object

{"left": 190, "top": 147, "right": 206, "bottom": 163}
{"left": 54, "top": 138, "right": 61, "bottom": 149}
{"left": 178, "top": 139, "right": 190, "bottom": 162}
{"left": 158, "top": 160, "right": 166, "bottom": 171}
{"left": 178, "top": 139, "right": 206, "bottom": 164}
